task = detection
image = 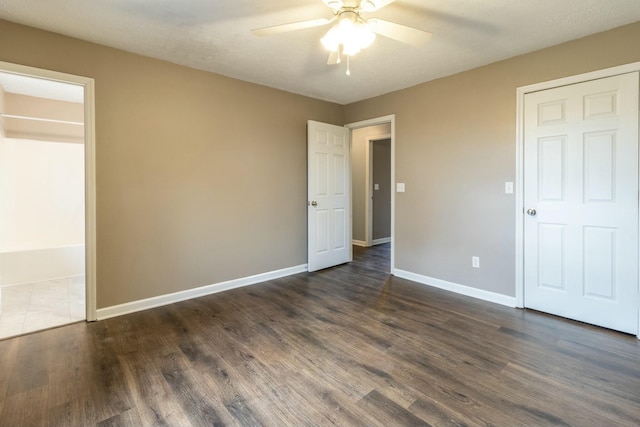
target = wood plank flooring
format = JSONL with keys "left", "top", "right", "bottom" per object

{"left": 1, "top": 243, "right": 639, "bottom": 426}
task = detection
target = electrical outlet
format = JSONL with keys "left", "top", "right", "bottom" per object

{"left": 472, "top": 256, "right": 480, "bottom": 268}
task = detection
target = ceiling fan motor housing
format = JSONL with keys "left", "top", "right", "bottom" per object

{"left": 324, "top": 0, "right": 377, "bottom": 12}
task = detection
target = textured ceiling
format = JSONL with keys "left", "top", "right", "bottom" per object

{"left": 1, "top": 0, "right": 640, "bottom": 104}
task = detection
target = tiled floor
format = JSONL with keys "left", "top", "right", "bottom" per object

{"left": 0, "top": 276, "right": 85, "bottom": 339}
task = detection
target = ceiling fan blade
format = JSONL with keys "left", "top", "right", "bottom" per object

{"left": 252, "top": 18, "right": 332, "bottom": 37}
{"left": 323, "top": 0, "right": 346, "bottom": 11}
{"left": 368, "top": 18, "right": 433, "bottom": 47}
{"left": 327, "top": 51, "right": 340, "bottom": 65}
{"left": 361, "top": 0, "right": 397, "bottom": 12}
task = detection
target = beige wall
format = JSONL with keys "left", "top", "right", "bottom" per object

{"left": 351, "top": 123, "right": 391, "bottom": 242}
{"left": 344, "top": 21, "right": 640, "bottom": 297}
{"left": 0, "top": 19, "right": 342, "bottom": 308}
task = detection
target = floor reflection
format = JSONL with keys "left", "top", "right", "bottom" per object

{"left": 0, "top": 276, "right": 85, "bottom": 339}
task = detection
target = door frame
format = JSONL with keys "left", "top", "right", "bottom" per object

{"left": 0, "top": 61, "right": 97, "bottom": 321}
{"left": 346, "top": 115, "right": 396, "bottom": 272}
{"left": 365, "top": 134, "right": 391, "bottom": 247}
{"left": 515, "top": 61, "right": 640, "bottom": 336}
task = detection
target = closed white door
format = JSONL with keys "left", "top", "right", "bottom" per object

{"left": 307, "top": 120, "right": 351, "bottom": 272}
{"left": 524, "top": 72, "right": 639, "bottom": 334}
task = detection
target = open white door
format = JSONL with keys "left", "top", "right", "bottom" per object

{"left": 308, "top": 120, "right": 351, "bottom": 272}
{"left": 523, "top": 72, "right": 639, "bottom": 334}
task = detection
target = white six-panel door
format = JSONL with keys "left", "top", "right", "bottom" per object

{"left": 523, "top": 72, "right": 639, "bottom": 334}
{"left": 307, "top": 120, "right": 351, "bottom": 272}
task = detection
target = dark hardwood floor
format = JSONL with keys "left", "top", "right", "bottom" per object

{"left": 1, "top": 243, "right": 639, "bottom": 426}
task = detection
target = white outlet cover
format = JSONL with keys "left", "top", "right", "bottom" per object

{"left": 397, "top": 183, "right": 405, "bottom": 192}
{"left": 374, "top": 183, "right": 379, "bottom": 190}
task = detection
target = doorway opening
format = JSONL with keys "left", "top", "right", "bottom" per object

{"left": 346, "top": 115, "right": 395, "bottom": 274}
{"left": 0, "top": 62, "right": 96, "bottom": 339}
{"left": 366, "top": 136, "right": 391, "bottom": 247}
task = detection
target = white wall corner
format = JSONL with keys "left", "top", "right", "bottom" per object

{"left": 393, "top": 269, "right": 517, "bottom": 308}
{"left": 96, "top": 264, "right": 308, "bottom": 320}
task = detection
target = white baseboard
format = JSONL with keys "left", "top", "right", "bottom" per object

{"left": 392, "top": 269, "right": 517, "bottom": 308}
{"left": 352, "top": 238, "right": 390, "bottom": 247}
{"left": 372, "top": 237, "right": 391, "bottom": 245}
{"left": 96, "top": 264, "right": 308, "bottom": 320}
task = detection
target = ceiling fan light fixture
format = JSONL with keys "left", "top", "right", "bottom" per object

{"left": 321, "top": 13, "right": 376, "bottom": 57}
{"left": 355, "top": 22, "right": 376, "bottom": 48}
{"left": 342, "top": 39, "right": 361, "bottom": 56}
{"left": 321, "top": 26, "right": 340, "bottom": 52}
{"left": 337, "top": 14, "right": 356, "bottom": 34}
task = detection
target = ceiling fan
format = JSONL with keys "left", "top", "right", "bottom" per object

{"left": 252, "top": 0, "right": 432, "bottom": 74}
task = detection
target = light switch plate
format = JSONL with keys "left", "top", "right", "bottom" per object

{"left": 505, "top": 182, "right": 514, "bottom": 194}
{"left": 374, "top": 183, "right": 379, "bottom": 190}
{"left": 396, "top": 183, "right": 405, "bottom": 192}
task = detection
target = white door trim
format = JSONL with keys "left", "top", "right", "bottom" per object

{"left": 345, "top": 115, "right": 395, "bottom": 272}
{"left": 0, "top": 61, "right": 97, "bottom": 321}
{"left": 365, "top": 133, "right": 391, "bottom": 247}
{"left": 515, "top": 61, "right": 640, "bottom": 337}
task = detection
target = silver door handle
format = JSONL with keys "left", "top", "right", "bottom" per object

{"left": 309, "top": 201, "right": 318, "bottom": 207}
{"left": 526, "top": 208, "right": 536, "bottom": 216}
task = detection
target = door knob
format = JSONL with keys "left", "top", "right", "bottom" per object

{"left": 309, "top": 201, "right": 318, "bottom": 207}
{"left": 526, "top": 208, "right": 537, "bottom": 216}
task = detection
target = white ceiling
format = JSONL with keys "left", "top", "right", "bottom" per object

{"left": 1, "top": 0, "right": 640, "bottom": 105}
